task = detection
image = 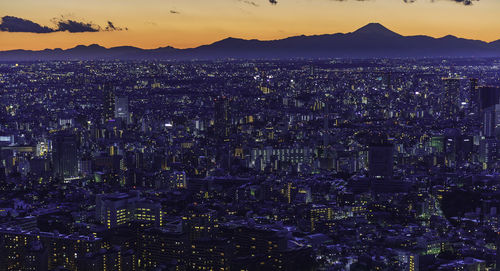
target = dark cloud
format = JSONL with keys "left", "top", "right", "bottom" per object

{"left": 0, "top": 15, "right": 127, "bottom": 33}
{"left": 170, "top": 10, "right": 181, "bottom": 14}
{"left": 105, "top": 21, "right": 127, "bottom": 31}
{"left": 0, "top": 16, "right": 54, "bottom": 33}
{"left": 269, "top": 0, "right": 278, "bottom": 5}
{"left": 52, "top": 18, "right": 100, "bottom": 33}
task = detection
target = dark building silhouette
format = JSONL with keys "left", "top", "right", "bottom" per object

{"left": 103, "top": 83, "right": 115, "bottom": 121}
{"left": 114, "top": 96, "right": 130, "bottom": 124}
{"left": 52, "top": 133, "right": 78, "bottom": 180}
{"left": 442, "top": 129, "right": 473, "bottom": 167}
{"left": 368, "top": 141, "right": 394, "bottom": 180}
{"left": 442, "top": 78, "right": 460, "bottom": 120}
{"left": 383, "top": 72, "right": 392, "bottom": 90}
{"left": 469, "top": 78, "right": 479, "bottom": 114}
{"left": 478, "top": 86, "right": 500, "bottom": 112}
{"left": 483, "top": 104, "right": 500, "bottom": 138}
{"left": 214, "top": 96, "right": 231, "bottom": 141}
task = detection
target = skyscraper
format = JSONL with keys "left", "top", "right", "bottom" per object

{"left": 483, "top": 104, "right": 500, "bottom": 138}
{"left": 442, "top": 78, "right": 460, "bottom": 120}
{"left": 114, "top": 96, "right": 130, "bottom": 124}
{"left": 469, "top": 78, "right": 479, "bottom": 115}
{"left": 52, "top": 133, "right": 78, "bottom": 180}
{"left": 368, "top": 141, "right": 394, "bottom": 180}
{"left": 478, "top": 86, "right": 500, "bottom": 112}
{"left": 214, "top": 96, "right": 231, "bottom": 141}
{"left": 103, "top": 83, "right": 115, "bottom": 121}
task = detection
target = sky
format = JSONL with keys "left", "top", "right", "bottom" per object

{"left": 1, "top": 0, "right": 500, "bottom": 51}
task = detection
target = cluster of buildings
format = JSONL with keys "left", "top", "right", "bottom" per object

{"left": 0, "top": 58, "right": 500, "bottom": 270}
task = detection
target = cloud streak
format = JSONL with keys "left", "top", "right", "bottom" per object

{"left": 0, "top": 15, "right": 127, "bottom": 33}
{"left": 238, "top": 0, "right": 259, "bottom": 6}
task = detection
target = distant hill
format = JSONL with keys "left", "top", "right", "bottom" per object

{"left": 1, "top": 23, "right": 500, "bottom": 60}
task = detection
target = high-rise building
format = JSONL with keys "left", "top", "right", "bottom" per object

{"left": 442, "top": 78, "right": 460, "bottom": 119}
{"left": 52, "top": 133, "right": 78, "bottom": 181}
{"left": 483, "top": 104, "right": 500, "bottom": 138}
{"left": 368, "top": 141, "right": 394, "bottom": 180}
{"left": 478, "top": 86, "right": 500, "bottom": 112}
{"left": 214, "top": 96, "right": 231, "bottom": 141}
{"left": 103, "top": 83, "right": 115, "bottom": 121}
{"left": 114, "top": 96, "right": 130, "bottom": 124}
{"left": 442, "top": 129, "right": 473, "bottom": 167}
{"left": 479, "top": 137, "right": 498, "bottom": 166}
{"left": 469, "top": 78, "right": 479, "bottom": 114}
{"left": 383, "top": 72, "right": 392, "bottom": 90}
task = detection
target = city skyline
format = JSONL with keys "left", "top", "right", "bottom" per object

{"left": 1, "top": 0, "right": 500, "bottom": 51}
{"left": 3, "top": 1, "right": 500, "bottom": 270}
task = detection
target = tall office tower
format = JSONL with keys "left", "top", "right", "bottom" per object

{"left": 103, "top": 83, "right": 115, "bottom": 121}
{"left": 319, "top": 101, "right": 334, "bottom": 169}
{"left": 483, "top": 104, "right": 500, "bottom": 138}
{"left": 52, "top": 133, "right": 78, "bottom": 180}
{"left": 442, "top": 78, "right": 460, "bottom": 120}
{"left": 368, "top": 140, "right": 394, "bottom": 180}
{"left": 0, "top": 103, "right": 6, "bottom": 123}
{"left": 214, "top": 96, "right": 231, "bottom": 141}
{"left": 442, "top": 128, "right": 472, "bottom": 167}
{"left": 383, "top": 72, "right": 392, "bottom": 90}
{"left": 479, "top": 137, "right": 498, "bottom": 168}
{"left": 323, "top": 100, "right": 329, "bottom": 148}
{"left": 478, "top": 86, "right": 500, "bottom": 112}
{"left": 469, "top": 78, "right": 479, "bottom": 114}
{"left": 114, "top": 96, "right": 130, "bottom": 124}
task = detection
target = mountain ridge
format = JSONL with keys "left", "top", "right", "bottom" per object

{"left": 1, "top": 23, "right": 500, "bottom": 60}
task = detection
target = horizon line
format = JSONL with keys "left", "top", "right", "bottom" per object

{"left": 2, "top": 22, "right": 500, "bottom": 52}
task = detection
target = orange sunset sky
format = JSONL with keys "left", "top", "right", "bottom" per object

{"left": 1, "top": 0, "right": 500, "bottom": 51}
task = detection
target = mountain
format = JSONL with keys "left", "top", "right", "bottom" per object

{"left": 1, "top": 23, "right": 500, "bottom": 60}
{"left": 351, "top": 23, "right": 402, "bottom": 37}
